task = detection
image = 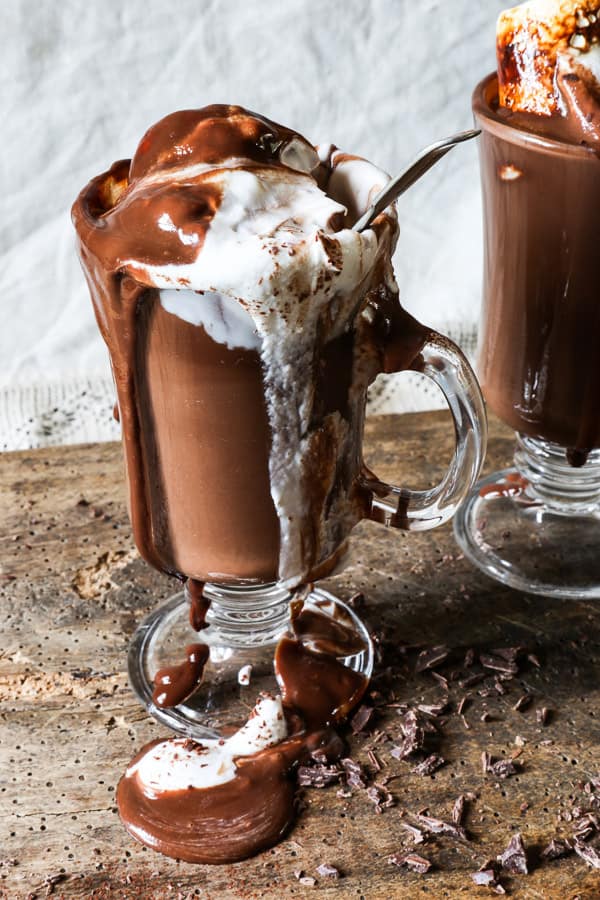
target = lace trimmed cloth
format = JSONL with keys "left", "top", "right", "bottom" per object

{"left": 0, "top": 326, "right": 477, "bottom": 452}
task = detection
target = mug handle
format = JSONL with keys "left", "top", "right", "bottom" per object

{"left": 362, "top": 331, "right": 487, "bottom": 531}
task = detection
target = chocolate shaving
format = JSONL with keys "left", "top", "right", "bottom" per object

{"left": 541, "top": 838, "right": 572, "bottom": 860}
{"left": 483, "top": 753, "right": 520, "bottom": 779}
{"left": 415, "top": 645, "right": 449, "bottom": 673}
{"left": 417, "top": 700, "right": 449, "bottom": 717}
{"left": 297, "top": 763, "right": 342, "bottom": 788}
{"left": 480, "top": 653, "right": 519, "bottom": 676}
{"left": 536, "top": 707, "right": 551, "bottom": 726}
{"left": 416, "top": 813, "right": 468, "bottom": 841}
{"left": 366, "top": 784, "right": 394, "bottom": 812}
{"left": 351, "top": 704, "right": 375, "bottom": 734}
{"left": 388, "top": 852, "right": 432, "bottom": 874}
{"left": 452, "top": 795, "right": 466, "bottom": 827}
{"left": 471, "top": 862, "right": 505, "bottom": 894}
{"left": 401, "top": 822, "right": 426, "bottom": 844}
{"left": 411, "top": 754, "right": 445, "bottom": 777}
{"left": 367, "top": 749, "right": 382, "bottom": 771}
{"left": 315, "top": 863, "right": 341, "bottom": 879}
{"left": 497, "top": 833, "right": 528, "bottom": 874}
{"left": 460, "top": 672, "right": 487, "bottom": 689}
{"left": 341, "top": 757, "right": 368, "bottom": 790}
{"left": 573, "top": 841, "right": 600, "bottom": 869}
{"left": 512, "top": 693, "right": 533, "bottom": 712}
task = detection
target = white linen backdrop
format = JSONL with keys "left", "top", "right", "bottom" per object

{"left": 0, "top": 0, "right": 506, "bottom": 451}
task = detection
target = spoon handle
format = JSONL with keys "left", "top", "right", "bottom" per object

{"left": 353, "top": 129, "right": 481, "bottom": 233}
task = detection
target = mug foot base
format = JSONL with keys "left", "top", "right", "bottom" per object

{"left": 128, "top": 586, "right": 373, "bottom": 739}
{"left": 454, "top": 468, "right": 600, "bottom": 599}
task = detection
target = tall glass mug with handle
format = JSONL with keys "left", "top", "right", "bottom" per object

{"left": 72, "top": 105, "right": 487, "bottom": 736}
{"left": 455, "top": 73, "right": 600, "bottom": 599}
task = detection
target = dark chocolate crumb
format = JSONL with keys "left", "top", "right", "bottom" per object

{"left": 415, "top": 645, "right": 449, "bottom": 673}
{"left": 411, "top": 754, "right": 445, "bottom": 777}
{"left": 512, "top": 693, "right": 533, "bottom": 712}
{"left": 315, "top": 863, "right": 341, "bottom": 879}
{"left": 497, "top": 833, "right": 528, "bottom": 874}
{"left": 541, "top": 838, "right": 573, "bottom": 860}
{"left": 388, "top": 852, "right": 432, "bottom": 874}
{"left": 573, "top": 841, "right": 600, "bottom": 869}
{"left": 341, "top": 757, "right": 368, "bottom": 790}
{"left": 351, "top": 704, "right": 375, "bottom": 734}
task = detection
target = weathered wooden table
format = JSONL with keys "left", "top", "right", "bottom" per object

{"left": 1, "top": 412, "right": 599, "bottom": 899}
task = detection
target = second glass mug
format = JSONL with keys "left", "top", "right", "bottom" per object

{"left": 121, "top": 279, "right": 487, "bottom": 736}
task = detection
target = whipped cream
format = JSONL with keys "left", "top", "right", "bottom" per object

{"left": 126, "top": 694, "right": 287, "bottom": 795}
{"left": 129, "top": 137, "right": 396, "bottom": 586}
{"left": 498, "top": 0, "right": 600, "bottom": 114}
{"left": 74, "top": 105, "right": 399, "bottom": 586}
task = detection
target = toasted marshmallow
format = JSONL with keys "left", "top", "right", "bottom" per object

{"left": 497, "top": 0, "right": 600, "bottom": 114}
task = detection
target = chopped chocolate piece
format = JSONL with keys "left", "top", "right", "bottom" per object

{"left": 415, "top": 645, "right": 449, "bottom": 673}
{"left": 411, "top": 754, "right": 445, "bottom": 777}
{"left": 472, "top": 863, "right": 506, "bottom": 894}
{"left": 497, "top": 833, "right": 528, "bottom": 874}
{"left": 512, "top": 694, "right": 533, "bottom": 712}
{"left": 536, "top": 707, "right": 551, "bottom": 726}
{"left": 401, "top": 822, "right": 426, "bottom": 844}
{"left": 315, "top": 863, "right": 341, "bottom": 879}
{"left": 527, "top": 653, "right": 541, "bottom": 668}
{"left": 388, "top": 852, "right": 432, "bottom": 874}
{"left": 541, "top": 838, "right": 572, "bottom": 860}
{"left": 417, "top": 700, "right": 449, "bottom": 717}
{"left": 297, "top": 763, "right": 342, "bottom": 788}
{"left": 416, "top": 813, "right": 468, "bottom": 840}
{"left": 456, "top": 694, "right": 471, "bottom": 716}
{"left": 431, "top": 671, "right": 449, "bottom": 690}
{"left": 491, "top": 758, "right": 520, "bottom": 778}
{"left": 366, "top": 784, "right": 394, "bottom": 812}
{"left": 493, "top": 679, "right": 507, "bottom": 696}
{"left": 367, "top": 749, "right": 382, "bottom": 772}
{"left": 573, "top": 841, "right": 600, "bottom": 869}
{"left": 351, "top": 704, "right": 375, "bottom": 734}
{"left": 452, "top": 795, "right": 466, "bottom": 827}
{"left": 298, "top": 875, "right": 317, "bottom": 887}
{"left": 460, "top": 672, "right": 487, "bottom": 689}
{"left": 341, "top": 757, "right": 368, "bottom": 790}
{"left": 483, "top": 753, "right": 520, "bottom": 779}
{"left": 480, "top": 653, "right": 519, "bottom": 676}
{"left": 464, "top": 648, "right": 476, "bottom": 668}
{"left": 573, "top": 813, "right": 599, "bottom": 841}
{"left": 347, "top": 592, "right": 366, "bottom": 611}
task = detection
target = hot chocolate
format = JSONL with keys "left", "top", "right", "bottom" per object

{"left": 72, "top": 105, "right": 426, "bottom": 586}
{"left": 475, "top": 1, "right": 600, "bottom": 464}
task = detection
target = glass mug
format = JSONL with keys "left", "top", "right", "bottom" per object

{"left": 74, "top": 159, "right": 486, "bottom": 735}
{"left": 455, "top": 73, "right": 600, "bottom": 599}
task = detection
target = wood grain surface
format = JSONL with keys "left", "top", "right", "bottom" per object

{"left": 1, "top": 412, "right": 599, "bottom": 899}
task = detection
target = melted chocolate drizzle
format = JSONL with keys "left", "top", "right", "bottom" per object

{"left": 152, "top": 643, "right": 210, "bottom": 709}
{"left": 118, "top": 600, "right": 368, "bottom": 864}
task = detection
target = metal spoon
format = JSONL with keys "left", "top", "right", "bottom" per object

{"left": 353, "top": 129, "right": 481, "bottom": 233}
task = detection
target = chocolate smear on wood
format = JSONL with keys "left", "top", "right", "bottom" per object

{"left": 497, "top": 833, "right": 528, "bottom": 874}
{"left": 388, "top": 852, "right": 432, "bottom": 874}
